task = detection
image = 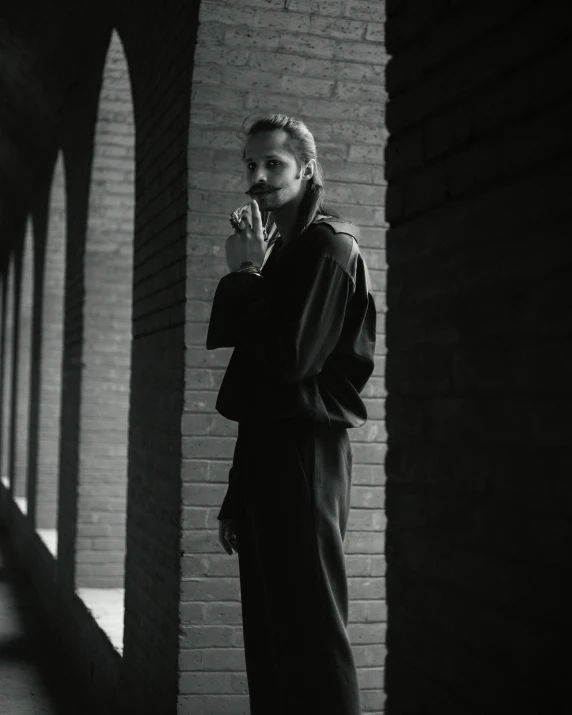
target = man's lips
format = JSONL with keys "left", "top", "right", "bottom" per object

{"left": 247, "top": 188, "right": 275, "bottom": 196}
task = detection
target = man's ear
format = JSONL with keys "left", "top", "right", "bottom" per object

{"left": 303, "top": 159, "right": 316, "bottom": 180}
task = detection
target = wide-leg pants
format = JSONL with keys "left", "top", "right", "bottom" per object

{"left": 232, "top": 418, "right": 362, "bottom": 715}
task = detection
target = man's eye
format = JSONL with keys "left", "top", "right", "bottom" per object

{"left": 246, "top": 160, "right": 279, "bottom": 170}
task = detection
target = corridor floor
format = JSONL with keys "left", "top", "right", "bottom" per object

{"left": 0, "top": 528, "right": 93, "bottom": 715}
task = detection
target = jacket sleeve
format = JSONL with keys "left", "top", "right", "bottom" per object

{"left": 208, "top": 226, "right": 355, "bottom": 383}
{"left": 206, "top": 271, "right": 266, "bottom": 350}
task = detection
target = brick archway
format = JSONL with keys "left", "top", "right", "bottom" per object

{"left": 12, "top": 221, "right": 34, "bottom": 511}
{"left": 54, "top": 28, "right": 135, "bottom": 612}
{"left": 33, "top": 152, "right": 66, "bottom": 543}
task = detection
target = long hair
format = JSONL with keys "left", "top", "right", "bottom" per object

{"left": 240, "top": 113, "right": 340, "bottom": 240}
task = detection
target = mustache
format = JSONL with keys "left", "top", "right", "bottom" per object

{"left": 246, "top": 185, "right": 278, "bottom": 195}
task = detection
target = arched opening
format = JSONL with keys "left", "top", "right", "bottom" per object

{"left": 13, "top": 222, "right": 34, "bottom": 513}
{"left": 73, "top": 29, "right": 135, "bottom": 654}
{"left": 34, "top": 152, "right": 67, "bottom": 554}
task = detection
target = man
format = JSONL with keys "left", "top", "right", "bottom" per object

{"left": 206, "top": 114, "right": 377, "bottom": 715}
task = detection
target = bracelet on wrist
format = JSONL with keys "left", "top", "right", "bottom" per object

{"left": 237, "top": 261, "right": 261, "bottom": 275}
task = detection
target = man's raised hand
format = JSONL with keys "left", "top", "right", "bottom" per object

{"left": 225, "top": 198, "right": 266, "bottom": 273}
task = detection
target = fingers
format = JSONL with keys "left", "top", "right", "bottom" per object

{"left": 226, "top": 522, "right": 238, "bottom": 553}
{"left": 228, "top": 535, "right": 239, "bottom": 553}
{"left": 220, "top": 531, "right": 233, "bottom": 555}
{"left": 219, "top": 521, "right": 238, "bottom": 555}
{"left": 237, "top": 204, "right": 252, "bottom": 231}
{"left": 250, "top": 198, "right": 263, "bottom": 235}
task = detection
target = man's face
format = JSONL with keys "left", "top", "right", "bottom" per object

{"left": 243, "top": 129, "right": 309, "bottom": 212}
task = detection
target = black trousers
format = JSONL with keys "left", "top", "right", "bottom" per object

{"left": 232, "top": 419, "right": 362, "bottom": 715}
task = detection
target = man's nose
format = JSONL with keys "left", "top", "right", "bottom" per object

{"left": 252, "top": 169, "right": 267, "bottom": 184}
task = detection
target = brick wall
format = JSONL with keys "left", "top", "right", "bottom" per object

{"left": 384, "top": 2, "right": 572, "bottom": 713}
{"left": 182, "top": 1, "right": 386, "bottom": 712}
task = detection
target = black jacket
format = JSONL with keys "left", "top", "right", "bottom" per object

{"left": 206, "top": 217, "right": 377, "bottom": 428}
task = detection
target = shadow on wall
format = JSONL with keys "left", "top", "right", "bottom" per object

{"left": 0, "top": 530, "right": 96, "bottom": 714}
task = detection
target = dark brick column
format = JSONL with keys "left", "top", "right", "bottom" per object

{"left": 384, "top": 3, "right": 572, "bottom": 713}
{"left": 115, "top": 2, "right": 199, "bottom": 711}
